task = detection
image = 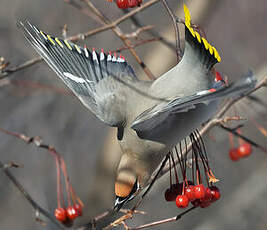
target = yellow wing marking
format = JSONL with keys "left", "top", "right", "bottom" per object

{"left": 55, "top": 38, "right": 64, "bottom": 48}
{"left": 64, "top": 40, "right": 72, "bottom": 50}
{"left": 47, "top": 35, "right": 55, "bottom": 45}
{"left": 183, "top": 4, "right": 191, "bottom": 27}
{"left": 40, "top": 31, "right": 47, "bottom": 40}
{"left": 183, "top": 4, "right": 221, "bottom": 63}
{"left": 74, "top": 44, "right": 81, "bottom": 54}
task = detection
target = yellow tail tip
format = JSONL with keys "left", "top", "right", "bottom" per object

{"left": 183, "top": 4, "right": 221, "bottom": 63}
{"left": 183, "top": 4, "right": 191, "bottom": 27}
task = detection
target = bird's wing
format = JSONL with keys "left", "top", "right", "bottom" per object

{"left": 131, "top": 72, "right": 256, "bottom": 134}
{"left": 18, "top": 21, "right": 137, "bottom": 127}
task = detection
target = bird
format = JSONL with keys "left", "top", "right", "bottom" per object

{"left": 18, "top": 4, "right": 256, "bottom": 211}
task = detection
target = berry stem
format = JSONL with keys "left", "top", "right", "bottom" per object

{"left": 60, "top": 158, "right": 72, "bottom": 207}
{"left": 168, "top": 156, "right": 172, "bottom": 187}
{"left": 55, "top": 156, "right": 62, "bottom": 208}
{"left": 176, "top": 144, "right": 184, "bottom": 175}
{"left": 237, "top": 128, "right": 245, "bottom": 145}
{"left": 170, "top": 153, "right": 179, "bottom": 184}
{"left": 228, "top": 132, "right": 235, "bottom": 149}
{"left": 250, "top": 117, "right": 267, "bottom": 137}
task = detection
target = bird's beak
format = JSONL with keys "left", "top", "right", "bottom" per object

{"left": 114, "top": 196, "right": 129, "bottom": 211}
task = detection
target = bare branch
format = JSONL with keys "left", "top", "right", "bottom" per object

{"left": 0, "top": 57, "right": 42, "bottom": 80}
{"left": 130, "top": 207, "right": 196, "bottom": 230}
{"left": 0, "top": 160, "right": 65, "bottom": 229}
{"left": 120, "top": 8, "right": 176, "bottom": 51}
{"left": 124, "top": 25, "right": 155, "bottom": 38}
{"left": 0, "top": 0, "right": 161, "bottom": 80}
{"left": 81, "top": 0, "right": 155, "bottom": 79}
{"left": 219, "top": 125, "right": 267, "bottom": 153}
{"left": 112, "top": 38, "right": 161, "bottom": 53}
{"left": 161, "top": 0, "right": 182, "bottom": 61}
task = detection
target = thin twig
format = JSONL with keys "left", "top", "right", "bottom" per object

{"left": 81, "top": 0, "right": 155, "bottom": 79}
{"left": 0, "top": 160, "right": 65, "bottom": 230}
{"left": 220, "top": 125, "right": 267, "bottom": 153}
{"left": 0, "top": 57, "right": 42, "bottom": 80}
{"left": 120, "top": 8, "right": 176, "bottom": 51}
{"left": 0, "top": 0, "right": 161, "bottom": 80}
{"left": 129, "top": 207, "right": 197, "bottom": 230}
{"left": 124, "top": 25, "right": 155, "bottom": 38}
{"left": 161, "top": 0, "right": 182, "bottom": 61}
{"left": 111, "top": 38, "right": 161, "bottom": 53}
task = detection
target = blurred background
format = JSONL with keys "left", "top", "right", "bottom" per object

{"left": 0, "top": 0, "right": 267, "bottom": 229}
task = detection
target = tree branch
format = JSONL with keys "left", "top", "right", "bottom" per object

{"left": 81, "top": 0, "right": 155, "bottom": 79}
{"left": 0, "top": 0, "right": 161, "bottom": 80}
{"left": 0, "top": 160, "right": 66, "bottom": 230}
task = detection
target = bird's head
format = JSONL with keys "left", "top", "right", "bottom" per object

{"left": 113, "top": 149, "right": 163, "bottom": 211}
{"left": 113, "top": 152, "right": 151, "bottom": 211}
{"left": 114, "top": 169, "right": 140, "bottom": 211}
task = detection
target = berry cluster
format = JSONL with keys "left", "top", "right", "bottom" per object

{"left": 177, "top": 184, "right": 220, "bottom": 208}
{"left": 164, "top": 132, "right": 221, "bottom": 209}
{"left": 52, "top": 155, "right": 83, "bottom": 225}
{"left": 116, "top": 0, "right": 142, "bottom": 9}
{"left": 54, "top": 204, "right": 82, "bottom": 223}
{"left": 228, "top": 130, "right": 252, "bottom": 161}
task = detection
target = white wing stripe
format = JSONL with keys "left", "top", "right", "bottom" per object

{"left": 63, "top": 72, "right": 93, "bottom": 84}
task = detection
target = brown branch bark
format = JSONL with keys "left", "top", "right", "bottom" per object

{"left": 0, "top": 160, "right": 66, "bottom": 230}
{"left": 81, "top": 0, "right": 155, "bottom": 79}
{"left": 129, "top": 207, "right": 196, "bottom": 230}
{"left": 0, "top": 0, "right": 161, "bottom": 80}
{"left": 161, "top": 0, "right": 182, "bottom": 61}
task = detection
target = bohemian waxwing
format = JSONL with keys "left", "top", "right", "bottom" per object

{"left": 18, "top": 4, "right": 256, "bottom": 211}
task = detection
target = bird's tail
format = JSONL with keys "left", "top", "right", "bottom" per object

{"left": 183, "top": 4, "right": 221, "bottom": 70}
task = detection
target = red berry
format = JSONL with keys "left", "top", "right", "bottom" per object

{"left": 66, "top": 206, "right": 78, "bottom": 220}
{"left": 74, "top": 203, "right": 82, "bottom": 216}
{"left": 128, "top": 0, "right": 138, "bottom": 7}
{"left": 200, "top": 201, "right": 211, "bottom": 208}
{"left": 116, "top": 0, "right": 129, "bottom": 8}
{"left": 229, "top": 148, "right": 240, "bottom": 161}
{"left": 191, "top": 199, "right": 201, "bottom": 207}
{"left": 184, "top": 185, "right": 195, "bottom": 201}
{"left": 164, "top": 188, "right": 176, "bottom": 202}
{"left": 164, "top": 184, "right": 182, "bottom": 202}
{"left": 193, "top": 184, "right": 206, "bottom": 199}
{"left": 210, "top": 186, "right": 221, "bottom": 201}
{"left": 165, "top": 188, "right": 175, "bottom": 202}
{"left": 237, "top": 143, "right": 252, "bottom": 158}
{"left": 176, "top": 195, "right": 189, "bottom": 208}
{"left": 200, "top": 187, "right": 213, "bottom": 202}
{"left": 54, "top": 208, "right": 67, "bottom": 222}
